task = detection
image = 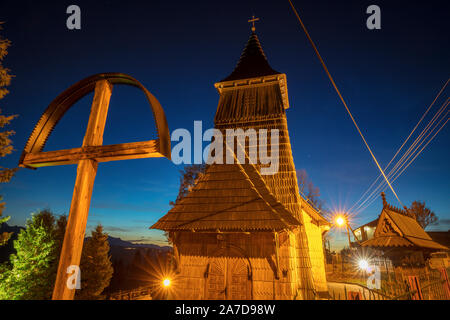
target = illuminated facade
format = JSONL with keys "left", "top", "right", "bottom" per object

{"left": 152, "top": 30, "right": 330, "bottom": 299}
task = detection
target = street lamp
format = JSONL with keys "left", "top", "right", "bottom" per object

{"left": 161, "top": 278, "right": 171, "bottom": 300}
{"left": 335, "top": 216, "right": 345, "bottom": 227}
{"left": 333, "top": 214, "right": 360, "bottom": 248}
{"left": 358, "top": 259, "right": 369, "bottom": 271}
{"left": 163, "top": 278, "right": 171, "bottom": 287}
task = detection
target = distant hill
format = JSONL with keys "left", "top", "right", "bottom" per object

{"left": 106, "top": 236, "right": 171, "bottom": 251}
{"left": 0, "top": 223, "right": 24, "bottom": 235}
{"left": 100, "top": 236, "right": 171, "bottom": 268}
{"left": 0, "top": 223, "right": 171, "bottom": 264}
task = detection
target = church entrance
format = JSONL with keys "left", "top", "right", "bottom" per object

{"left": 206, "top": 258, "right": 251, "bottom": 300}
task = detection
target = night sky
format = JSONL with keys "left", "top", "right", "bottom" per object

{"left": 0, "top": 0, "right": 449, "bottom": 249}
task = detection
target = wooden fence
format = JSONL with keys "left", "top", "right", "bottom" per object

{"left": 108, "top": 286, "right": 153, "bottom": 300}
{"left": 107, "top": 266, "right": 449, "bottom": 300}
{"left": 328, "top": 266, "right": 450, "bottom": 300}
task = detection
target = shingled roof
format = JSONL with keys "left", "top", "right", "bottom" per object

{"left": 221, "top": 32, "right": 281, "bottom": 82}
{"left": 362, "top": 193, "right": 448, "bottom": 251}
{"left": 150, "top": 162, "right": 301, "bottom": 231}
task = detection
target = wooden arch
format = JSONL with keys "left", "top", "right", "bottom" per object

{"left": 19, "top": 72, "right": 171, "bottom": 168}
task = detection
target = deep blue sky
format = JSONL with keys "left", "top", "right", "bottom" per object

{"left": 0, "top": 0, "right": 449, "bottom": 249}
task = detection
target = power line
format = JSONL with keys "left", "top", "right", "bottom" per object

{"left": 392, "top": 116, "right": 449, "bottom": 184}
{"left": 355, "top": 102, "right": 448, "bottom": 214}
{"left": 353, "top": 98, "right": 449, "bottom": 213}
{"left": 355, "top": 108, "right": 449, "bottom": 214}
{"left": 385, "top": 99, "right": 448, "bottom": 183}
{"left": 288, "top": 0, "right": 403, "bottom": 207}
{"left": 348, "top": 79, "right": 449, "bottom": 213}
{"left": 356, "top": 115, "right": 448, "bottom": 213}
{"left": 388, "top": 100, "right": 448, "bottom": 177}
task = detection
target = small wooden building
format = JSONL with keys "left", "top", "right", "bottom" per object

{"left": 361, "top": 193, "right": 448, "bottom": 266}
{"left": 152, "top": 29, "right": 330, "bottom": 300}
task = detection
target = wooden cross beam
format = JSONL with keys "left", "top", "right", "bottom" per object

{"left": 19, "top": 73, "right": 171, "bottom": 300}
{"left": 21, "top": 140, "right": 162, "bottom": 168}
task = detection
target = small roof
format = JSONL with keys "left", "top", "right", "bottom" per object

{"left": 150, "top": 162, "right": 301, "bottom": 232}
{"left": 364, "top": 235, "right": 413, "bottom": 248}
{"left": 362, "top": 194, "right": 448, "bottom": 251}
{"left": 220, "top": 32, "right": 281, "bottom": 82}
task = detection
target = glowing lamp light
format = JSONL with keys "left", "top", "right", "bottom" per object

{"left": 358, "top": 259, "right": 369, "bottom": 271}
{"left": 335, "top": 216, "right": 346, "bottom": 227}
{"left": 163, "top": 278, "right": 171, "bottom": 287}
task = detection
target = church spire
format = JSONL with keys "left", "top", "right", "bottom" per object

{"left": 220, "top": 18, "right": 280, "bottom": 82}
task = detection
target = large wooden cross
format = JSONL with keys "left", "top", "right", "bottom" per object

{"left": 19, "top": 73, "right": 171, "bottom": 300}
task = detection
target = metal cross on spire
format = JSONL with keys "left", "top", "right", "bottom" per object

{"left": 248, "top": 15, "right": 260, "bottom": 32}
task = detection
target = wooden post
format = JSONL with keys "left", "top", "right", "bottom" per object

{"left": 346, "top": 224, "right": 352, "bottom": 248}
{"left": 52, "top": 80, "right": 112, "bottom": 300}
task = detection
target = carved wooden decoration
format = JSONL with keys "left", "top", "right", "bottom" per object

{"left": 19, "top": 73, "right": 171, "bottom": 300}
{"left": 381, "top": 219, "right": 398, "bottom": 236}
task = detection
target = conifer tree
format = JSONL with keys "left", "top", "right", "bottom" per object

{"left": 0, "top": 210, "right": 66, "bottom": 299}
{"left": 0, "top": 22, "right": 18, "bottom": 246}
{"left": 76, "top": 225, "right": 113, "bottom": 300}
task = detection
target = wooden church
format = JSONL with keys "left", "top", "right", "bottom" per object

{"left": 151, "top": 25, "right": 330, "bottom": 300}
